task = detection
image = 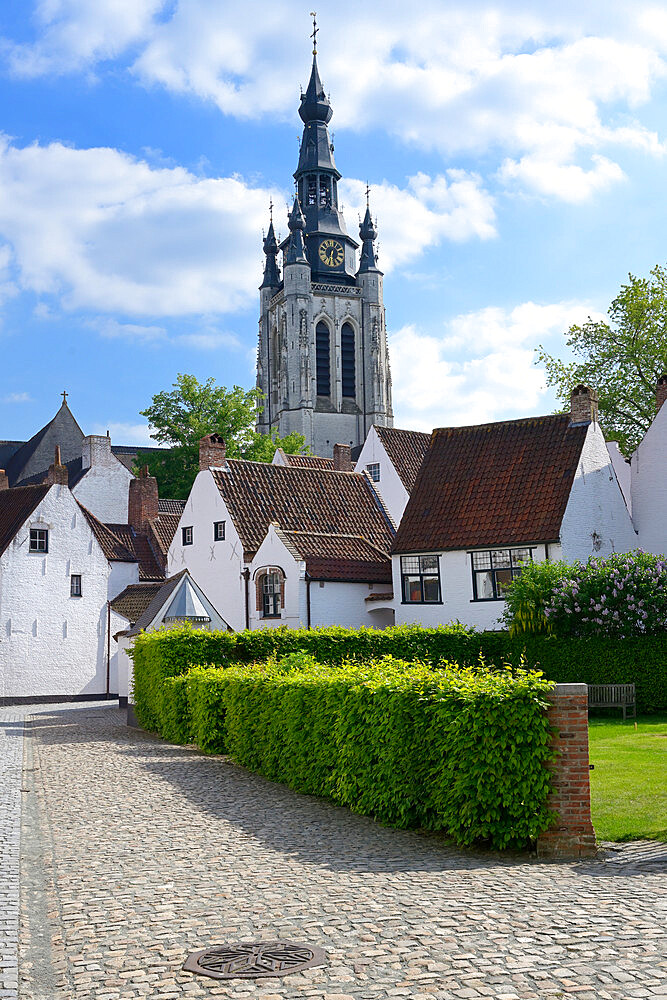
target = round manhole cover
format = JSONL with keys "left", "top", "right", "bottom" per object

{"left": 183, "top": 940, "right": 327, "bottom": 980}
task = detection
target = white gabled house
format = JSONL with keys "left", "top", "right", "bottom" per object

{"left": 392, "top": 386, "right": 637, "bottom": 631}
{"left": 0, "top": 481, "right": 111, "bottom": 700}
{"left": 168, "top": 435, "right": 395, "bottom": 631}
{"left": 355, "top": 425, "right": 431, "bottom": 526}
{"left": 630, "top": 375, "right": 667, "bottom": 555}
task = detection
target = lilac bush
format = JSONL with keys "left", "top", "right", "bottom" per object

{"left": 543, "top": 551, "right": 667, "bottom": 637}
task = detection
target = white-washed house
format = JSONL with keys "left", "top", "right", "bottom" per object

{"left": 392, "top": 386, "right": 637, "bottom": 631}
{"left": 630, "top": 375, "right": 667, "bottom": 555}
{"left": 355, "top": 425, "right": 431, "bottom": 526}
{"left": 168, "top": 435, "right": 395, "bottom": 630}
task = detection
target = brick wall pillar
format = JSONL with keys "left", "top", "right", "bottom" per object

{"left": 537, "top": 683, "right": 597, "bottom": 859}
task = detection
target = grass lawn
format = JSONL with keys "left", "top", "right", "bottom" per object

{"left": 588, "top": 713, "right": 667, "bottom": 842}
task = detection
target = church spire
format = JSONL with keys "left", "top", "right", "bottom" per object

{"left": 260, "top": 201, "right": 280, "bottom": 288}
{"left": 358, "top": 185, "right": 380, "bottom": 274}
{"left": 285, "top": 194, "right": 309, "bottom": 265}
{"left": 299, "top": 13, "right": 332, "bottom": 125}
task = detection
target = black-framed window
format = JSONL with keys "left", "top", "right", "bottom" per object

{"left": 341, "top": 322, "right": 356, "bottom": 397}
{"left": 316, "top": 321, "right": 330, "bottom": 396}
{"left": 213, "top": 520, "right": 225, "bottom": 541}
{"left": 70, "top": 574, "right": 82, "bottom": 597}
{"left": 471, "top": 547, "right": 533, "bottom": 601}
{"left": 29, "top": 528, "right": 48, "bottom": 553}
{"left": 366, "top": 462, "right": 380, "bottom": 482}
{"left": 182, "top": 526, "right": 193, "bottom": 546}
{"left": 401, "top": 554, "right": 441, "bottom": 604}
{"left": 262, "top": 572, "right": 282, "bottom": 618}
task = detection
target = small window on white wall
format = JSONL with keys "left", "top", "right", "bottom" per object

{"left": 366, "top": 463, "right": 380, "bottom": 482}
{"left": 70, "top": 575, "right": 82, "bottom": 597}
{"left": 29, "top": 528, "right": 48, "bottom": 553}
{"left": 213, "top": 521, "right": 225, "bottom": 541}
{"left": 182, "top": 526, "right": 193, "bottom": 546}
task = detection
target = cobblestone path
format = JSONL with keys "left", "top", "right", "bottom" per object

{"left": 13, "top": 703, "right": 667, "bottom": 999}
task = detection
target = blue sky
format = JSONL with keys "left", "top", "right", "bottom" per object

{"left": 2, "top": 0, "right": 667, "bottom": 445}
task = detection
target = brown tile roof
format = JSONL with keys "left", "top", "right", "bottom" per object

{"left": 393, "top": 414, "right": 589, "bottom": 554}
{"left": 365, "top": 591, "right": 394, "bottom": 602}
{"left": 145, "top": 513, "right": 180, "bottom": 568}
{"left": 0, "top": 484, "right": 50, "bottom": 557}
{"left": 110, "top": 582, "right": 165, "bottom": 624}
{"left": 126, "top": 569, "right": 189, "bottom": 636}
{"left": 105, "top": 523, "right": 164, "bottom": 580}
{"left": 375, "top": 425, "right": 431, "bottom": 493}
{"left": 78, "top": 506, "right": 136, "bottom": 563}
{"left": 276, "top": 528, "right": 392, "bottom": 582}
{"left": 211, "top": 459, "right": 394, "bottom": 560}
{"left": 283, "top": 453, "right": 335, "bottom": 470}
{"left": 158, "top": 498, "right": 186, "bottom": 515}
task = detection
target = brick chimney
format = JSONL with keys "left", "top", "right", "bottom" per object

{"left": 199, "top": 433, "right": 226, "bottom": 471}
{"left": 46, "top": 445, "right": 69, "bottom": 486}
{"left": 0, "top": 469, "right": 8, "bottom": 490}
{"left": 333, "top": 443, "right": 353, "bottom": 472}
{"left": 128, "top": 466, "right": 159, "bottom": 529}
{"left": 569, "top": 385, "right": 598, "bottom": 425}
{"left": 656, "top": 374, "right": 667, "bottom": 413}
{"left": 82, "top": 433, "right": 113, "bottom": 470}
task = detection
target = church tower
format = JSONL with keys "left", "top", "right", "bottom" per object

{"left": 256, "top": 21, "right": 393, "bottom": 457}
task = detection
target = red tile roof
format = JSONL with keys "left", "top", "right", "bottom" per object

{"left": 375, "top": 426, "right": 431, "bottom": 493}
{"left": 105, "top": 523, "right": 164, "bottom": 580}
{"left": 145, "top": 513, "right": 180, "bottom": 569}
{"left": 158, "top": 498, "right": 186, "bottom": 515}
{"left": 0, "top": 485, "right": 50, "bottom": 557}
{"left": 283, "top": 453, "right": 335, "bottom": 470}
{"left": 211, "top": 459, "right": 394, "bottom": 560}
{"left": 393, "top": 414, "right": 588, "bottom": 553}
{"left": 276, "top": 528, "right": 392, "bottom": 582}
{"left": 78, "top": 505, "right": 136, "bottom": 563}
{"left": 110, "top": 582, "right": 165, "bottom": 624}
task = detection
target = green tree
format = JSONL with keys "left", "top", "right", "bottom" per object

{"left": 536, "top": 264, "right": 667, "bottom": 454}
{"left": 136, "top": 374, "right": 306, "bottom": 499}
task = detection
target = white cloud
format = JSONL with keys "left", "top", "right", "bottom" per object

{"left": 2, "top": 392, "right": 32, "bottom": 403}
{"left": 4, "top": 0, "right": 167, "bottom": 77}
{"left": 6, "top": 2, "right": 662, "bottom": 202}
{"left": 390, "top": 300, "right": 601, "bottom": 430}
{"left": 90, "top": 420, "right": 155, "bottom": 446}
{"left": 0, "top": 136, "right": 491, "bottom": 318}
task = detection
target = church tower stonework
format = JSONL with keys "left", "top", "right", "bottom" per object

{"left": 256, "top": 30, "right": 393, "bottom": 458}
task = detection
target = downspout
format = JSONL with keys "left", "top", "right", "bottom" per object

{"left": 243, "top": 568, "right": 250, "bottom": 631}
{"left": 106, "top": 600, "right": 111, "bottom": 698}
{"left": 306, "top": 574, "right": 311, "bottom": 629}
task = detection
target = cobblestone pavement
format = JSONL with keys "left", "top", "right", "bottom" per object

{"left": 13, "top": 703, "right": 667, "bottom": 1000}
{"left": 0, "top": 710, "right": 24, "bottom": 1000}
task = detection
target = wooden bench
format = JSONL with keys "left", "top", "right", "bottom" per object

{"left": 588, "top": 683, "right": 636, "bottom": 721}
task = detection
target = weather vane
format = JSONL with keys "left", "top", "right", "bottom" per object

{"left": 366, "top": 182, "right": 370, "bottom": 208}
{"left": 269, "top": 197, "right": 273, "bottom": 223}
{"left": 310, "top": 11, "right": 318, "bottom": 55}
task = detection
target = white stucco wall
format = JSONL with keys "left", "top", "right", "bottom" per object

{"left": 73, "top": 436, "right": 133, "bottom": 523}
{"left": 393, "top": 544, "right": 551, "bottom": 631}
{"left": 0, "top": 485, "right": 111, "bottom": 698}
{"left": 108, "top": 561, "right": 139, "bottom": 601}
{"left": 356, "top": 426, "right": 409, "bottom": 526}
{"left": 606, "top": 442, "right": 632, "bottom": 515}
{"left": 167, "top": 470, "right": 245, "bottom": 629}
{"left": 631, "top": 403, "right": 667, "bottom": 555}
{"left": 308, "top": 580, "right": 385, "bottom": 629}
{"left": 560, "top": 423, "right": 637, "bottom": 563}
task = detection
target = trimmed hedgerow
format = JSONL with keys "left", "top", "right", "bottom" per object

{"left": 182, "top": 655, "right": 556, "bottom": 849}
{"left": 130, "top": 621, "right": 667, "bottom": 727}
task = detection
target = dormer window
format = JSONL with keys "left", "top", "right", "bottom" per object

{"left": 29, "top": 528, "right": 48, "bottom": 553}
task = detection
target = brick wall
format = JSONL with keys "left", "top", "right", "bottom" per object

{"left": 537, "top": 682, "right": 597, "bottom": 859}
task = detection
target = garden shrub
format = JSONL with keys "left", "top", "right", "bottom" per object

{"left": 182, "top": 655, "right": 556, "bottom": 850}
{"left": 501, "top": 560, "right": 572, "bottom": 635}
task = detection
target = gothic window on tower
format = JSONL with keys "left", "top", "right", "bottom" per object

{"left": 316, "top": 321, "right": 331, "bottom": 396}
{"left": 307, "top": 175, "right": 317, "bottom": 206}
{"left": 341, "top": 322, "right": 356, "bottom": 398}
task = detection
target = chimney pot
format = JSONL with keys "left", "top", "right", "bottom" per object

{"left": 0, "top": 469, "right": 8, "bottom": 491}
{"left": 333, "top": 443, "right": 353, "bottom": 472}
{"left": 656, "top": 374, "right": 667, "bottom": 413}
{"left": 199, "top": 434, "right": 226, "bottom": 471}
{"left": 128, "top": 471, "right": 158, "bottom": 529}
{"left": 569, "top": 384, "right": 598, "bottom": 425}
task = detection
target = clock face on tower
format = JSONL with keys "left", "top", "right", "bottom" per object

{"left": 318, "top": 238, "right": 345, "bottom": 267}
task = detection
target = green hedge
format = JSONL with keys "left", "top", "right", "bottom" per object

{"left": 182, "top": 656, "right": 555, "bottom": 849}
{"left": 130, "top": 623, "right": 667, "bottom": 728}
